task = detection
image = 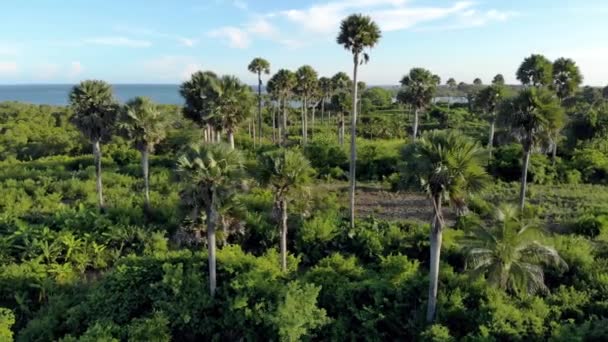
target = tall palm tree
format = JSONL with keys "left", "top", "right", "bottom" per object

{"left": 118, "top": 96, "right": 169, "bottom": 210}
{"left": 474, "top": 84, "right": 505, "bottom": 158}
{"left": 266, "top": 78, "right": 280, "bottom": 143}
{"left": 550, "top": 57, "right": 583, "bottom": 164}
{"left": 269, "top": 69, "right": 296, "bottom": 145}
{"left": 337, "top": 13, "right": 381, "bottom": 229}
{"left": 69, "top": 80, "right": 119, "bottom": 210}
{"left": 214, "top": 75, "right": 255, "bottom": 149}
{"left": 257, "top": 149, "right": 314, "bottom": 271}
{"left": 295, "top": 65, "right": 319, "bottom": 145}
{"left": 177, "top": 143, "right": 244, "bottom": 296}
{"left": 248, "top": 57, "right": 271, "bottom": 145}
{"left": 460, "top": 204, "right": 567, "bottom": 296}
{"left": 180, "top": 71, "right": 221, "bottom": 142}
{"left": 517, "top": 54, "right": 553, "bottom": 87}
{"left": 404, "top": 130, "right": 488, "bottom": 322}
{"left": 399, "top": 68, "right": 440, "bottom": 139}
{"left": 500, "top": 87, "right": 564, "bottom": 211}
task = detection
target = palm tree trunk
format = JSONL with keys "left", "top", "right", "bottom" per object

{"left": 207, "top": 203, "right": 217, "bottom": 297}
{"left": 426, "top": 194, "right": 443, "bottom": 322}
{"left": 258, "top": 72, "right": 263, "bottom": 144}
{"left": 519, "top": 145, "right": 532, "bottom": 212}
{"left": 488, "top": 115, "right": 496, "bottom": 159}
{"left": 301, "top": 97, "right": 307, "bottom": 145}
{"left": 321, "top": 97, "right": 325, "bottom": 123}
{"left": 228, "top": 130, "right": 235, "bottom": 149}
{"left": 349, "top": 53, "right": 359, "bottom": 229}
{"left": 280, "top": 198, "right": 288, "bottom": 272}
{"left": 272, "top": 102, "right": 277, "bottom": 143}
{"left": 93, "top": 140, "right": 104, "bottom": 209}
{"left": 282, "top": 98, "right": 288, "bottom": 145}
{"left": 141, "top": 147, "right": 150, "bottom": 210}
{"left": 311, "top": 101, "right": 316, "bottom": 139}
{"left": 551, "top": 135, "right": 557, "bottom": 166}
{"left": 339, "top": 112, "right": 345, "bottom": 145}
{"left": 413, "top": 108, "right": 419, "bottom": 139}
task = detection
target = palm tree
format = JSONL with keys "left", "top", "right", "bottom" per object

{"left": 474, "top": 85, "right": 505, "bottom": 158}
{"left": 404, "top": 130, "right": 488, "bottom": 322}
{"left": 318, "top": 76, "right": 332, "bottom": 122}
{"left": 492, "top": 74, "right": 505, "bottom": 86}
{"left": 337, "top": 13, "right": 381, "bottom": 229}
{"left": 399, "top": 68, "right": 440, "bottom": 139}
{"left": 69, "top": 80, "right": 119, "bottom": 210}
{"left": 517, "top": 54, "right": 553, "bottom": 87}
{"left": 248, "top": 57, "right": 271, "bottom": 145}
{"left": 500, "top": 87, "right": 564, "bottom": 211}
{"left": 257, "top": 149, "right": 314, "bottom": 271}
{"left": 330, "top": 71, "right": 352, "bottom": 140}
{"left": 268, "top": 69, "right": 296, "bottom": 145}
{"left": 550, "top": 57, "right": 583, "bottom": 164}
{"left": 446, "top": 78, "right": 456, "bottom": 88}
{"left": 473, "top": 78, "right": 483, "bottom": 86}
{"left": 177, "top": 143, "right": 244, "bottom": 296}
{"left": 460, "top": 204, "right": 567, "bottom": 295}
{"left": 295, "top": 65, "right": 319, "bottom": 145}
{"left": 180, "top": 71, "right": 221, "bottom": 142}
{"left": 118, "top": 96, "right": 169, "bottom": 210}
{"left": 214, "top": 75, "right": 255, "bottom": 149}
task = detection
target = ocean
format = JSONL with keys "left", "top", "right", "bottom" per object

{"left": 0, "top": 84, "right": 184, "bottom": 105}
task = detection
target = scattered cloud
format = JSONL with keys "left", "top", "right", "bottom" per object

{"left": 85, "top": 36, "right": 152, "bottom": 48}
{"left": 177, "top": 37, "right": 198, "bottom": 47}
{"left": 208, "top": 27, "right": 251, "bottom": 48}
{"left": 143, "top": 56, "right": 203, "bottom": 81}
{"left": 0, "top": 61, "right": 18, "bottom": 75}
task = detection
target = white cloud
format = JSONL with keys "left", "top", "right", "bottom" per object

{"left": 0, "top": 61, "right": 18, "bottom": 75}
{"left": 143, "top": 56, "right": 203, "bottom": 81}
{"left": 247, "top": 18, "right": 276, "bottom": 37}
{"left": 178, "top": 37, "right": 198, "bottom": 47}
{"left": 208, "top": 27, "right": 251, "bottom": 48}
{"left": 85, "top": 36, "right": 152, "bottom": 48}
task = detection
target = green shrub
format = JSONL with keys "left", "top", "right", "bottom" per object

{"left": 572, "top": 213, "right": 608, "bottom": 238}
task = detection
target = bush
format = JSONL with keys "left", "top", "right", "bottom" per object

{"left": 572, "top": 213, "right": 608, "bottom": 238}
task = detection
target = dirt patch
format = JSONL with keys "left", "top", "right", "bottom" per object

{"left": 318, "top": 182, "right": 454, "bottom": 223}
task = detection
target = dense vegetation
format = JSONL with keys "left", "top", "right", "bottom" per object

{"left": 3, "top": 13, "right": 608, "bottom": 341}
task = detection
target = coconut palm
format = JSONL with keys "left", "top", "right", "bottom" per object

{"left": 460, "top": 204, "right": 567, "bottom": 295}
{"left": 118, "top": 96, "right": 169, "bottom": 210}
{"left": 295, "top": 65, "right": 319, "bottom": 145}
{"left": 475, "top": 85, "right": 505, "bottom": 158}
{"left": 268, "top": 69, "right": 297, "bottom": 145}
{"left": 337, "top": 13, "right": 381, "bottom": 229}
{"left": 214, "top": 75, "right": 255, "bottom": 149}
{"left": 180, "top": 70, "right": 221, "bottom": 142}
{"left": 177, "top": 143, "right": 244, "bottom": 296}
{"left": 399, "top": 68, "right": 440, "bottom": 139}
{"left": 257, "top": 149, "right": 314, "bottom": 271}
{"left": 500, "top": 87, "right": 564, "bottom": 211}
{"left": 69, "top": 80, "right": 119, "bottom": 210}
{"left": 404, "top": 130, "right": 488, "bottom": 322}
{"left": 517, "top": 54, "right": 553, "bottom": 87}
{"left": 248, "top": 57, "right": 271, "bottom": 144}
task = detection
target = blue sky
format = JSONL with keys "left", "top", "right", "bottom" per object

{"left": 0, "top": 0, "right": 606, "bottom": 85}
